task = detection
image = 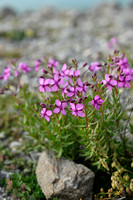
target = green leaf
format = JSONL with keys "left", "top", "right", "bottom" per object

{"left": 57, "top": 147, "right": 63, "bottom": 158}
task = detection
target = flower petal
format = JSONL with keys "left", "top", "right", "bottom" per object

{"left": 105, "top": 74, "right": 110, "bottom": 82}
{"left": 54, "top": 74, "right": 59, "bottom": 81}
{"left": 76, "top": 104, "right": 83, "bottom": 110}
{"left": 56, "top": 99, "right": 61, "bottom": 106}
{"left": 110, "top": 79, "right": 117, "bottom": 86}
{"left": 52, "top": 85, "right": 58, "bottom": 92}
{"left": 61, "top": 109, "right": 66, "bottom": 115}
{"left": 70, "top": 103, "right": 75, "bottom": 110}
{"left": 45, "top": 86, "right": 51, "bottom": 92}
{"left": 94, "top": 95, "right": 100, "bottom": 100}
{"left": 46, "top": 110, "right": 52, "bottom": 116}
{"left": 78, "top": 111, "right": 85, "bottom": 117}
{"left": 45, "top": 115, "right": 50, "bottom": 121}
{"left": 62, "top": 102, "right": 67, "bottom": 108}
{"left": 53, "top": 108, "right": 60, "bottom": 114}
{"left": 118, "top": 82, "right": 124, "bottom": 88}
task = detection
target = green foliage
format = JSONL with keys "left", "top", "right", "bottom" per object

{"left": 16, "top": 86, "right": 81, "bottom": 160}
{"left": 0, "top": 29, "right": 36, "bottom": 41}
{"left": 8, "top": 172, "right": 45, "bottom": 200}
{"left": 0, "top": 47, "right": 133, "bottom": 199}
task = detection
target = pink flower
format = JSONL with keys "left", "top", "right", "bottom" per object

{"left": 18, "top": 62, "right": 31, "bottom": 73}
{"left": 70, "top": 103, "right": 85, "bottom": 118}
{"left": 69, "top": 69, "right": 80, "bottom": 77}
{"left": 91, "top": 95, "right": 103, "bottom": 110}
{"left": 47, "top": 58, "right": 59, "bottom": 69}
{"left": 50, "top": 74, "right": 62, "bottom": 92}
{"left": 107, "top": 37, "right": 118, "bottom": 49}
{"left": 35, "top": 59, "right": 42, "bottom": 72}
{"left": 60, "top": 64, "right": 69, "bottom": 78}
{"left": 39, "top": 77, "right": 52, "bottom": 92}
{"left": 0, "top": 75, "right": 3, "bottom": 80}
{"left": 76, "top": 78, "right": 88, "bottom": 97}
{"left": 102, "top": 74, "right": 117, "bottom": 91}
{"left": 61, "top": 82, "right": 68, "bottom": 98}
{"left": 67, "top": 85, "right": 77, "bottom": 97}
{"left": 118, "top": 74, "right": 131, "bottom": 88}
{"left": 89, "top": 62, "right": 101, "bottom": 72}
{"left": 53, "top": 99, "right": 67, "bottom": 115}
{"left": 14, "top": 70, "right": 19, "bottom": 77}
{"left": 3, "top": 67, "right": 11, "bottom": 80}
{"left": 41, "top": 108, "right": 52, "bottom": 121}
{"left": 117, "top": 57, "right": 130, "bottom": 70}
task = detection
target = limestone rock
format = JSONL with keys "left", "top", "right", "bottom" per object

{"left": 36, "top": 150, "right": 94, "bottom": 200}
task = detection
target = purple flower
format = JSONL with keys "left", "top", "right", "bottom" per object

{"left": 107, "top": 37, "right": 118, "bottom": 49}
{"left": 118, "top": 74, "right": 131, "bottom": 88}
{"left": 60, "top": 64, "right": 69, "bottom": 78}
{"left": 91, "top": 95, "right": 103, "bottom": 110}
{"left": 3, "top": 67, "right": 11, "bottom": 80}
{"left": 0, "top": 75, "right": 3, "bottom": 80}
{"left": 41, "top": 108, "right": 52, "bottom": 121}
{"left": 102, "top": 74, "right": 117, "bottom": 91}
{"left": 47, "top": 58, "right": 59, "bottom": 69}
{"left": 67, "top": 85, "right": 77, "bottom": 97}
{"left": 76, "top": 78, "right": 88, "bottom": 97}
{"left": 69, "top": 69, "right": 80, "bottom": 77}
{"left": 53, "top": 99, "right": 67, "bottom": 115}
{"left": 35, "top": 59, "right": 42, "bottom": 72}
{"left": 61, "top": 82, "right": 68, "bottom": 98}
{"left": 117, "top": 57, "right": 130, "bottom": 70}
{"left": 39, "top": 77, "right": 52, "bottom": 92}
{"left": 18, "top": 62, "right": 31, "bottom": 73}
{"left": 14, "top": 70, "right": 19, "bottom": 77}
{"left": 89, "top": 62, "right": 101, "bottom": 72}
{"left": 70, "top": 103, "right": 85, "bottom": 118}
{"left": 50, "top": 74, "right": 62, "bottom": 92}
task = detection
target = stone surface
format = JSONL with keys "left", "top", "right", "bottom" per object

{"left": 36, "top": 150, "right": 95, "bottom": 200}
{"left": 0, "top": 3, "right": 133, "bottom": 73}
{"left": 0, "top": 187, "right": 13, "bottom": 200}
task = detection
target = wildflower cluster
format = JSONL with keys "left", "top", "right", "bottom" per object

{"left": 38, "top": 52, "right": 133, "bottom": 122}
{"left": 0, "top": 42, "right": 133, "bottom": 199}
{"left": 0, "top": 60, "right": 31, "bottom": 80}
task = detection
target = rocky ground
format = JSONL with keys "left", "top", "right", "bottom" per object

{"left": 0, "top": 2, "right": 133, "bottom": 200}
{"left": 0, "top": 2, "right": 133, "bottom": 71}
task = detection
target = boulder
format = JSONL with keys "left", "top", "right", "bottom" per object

{"left": 36, "top": 150, "right": 94, "bottom": 200}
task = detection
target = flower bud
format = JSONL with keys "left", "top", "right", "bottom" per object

{"left": 83, "top": 62, "right": 87, "bottom": 67}
{"left": 119, "top": 187, "right": 124, "bottom": 193}
{"left": 129, "top": 183, "right": 133, "bottom": 191}
{"left": 111, "top": 182, "right": 116, "bottom": 189}
{"left": 40, "top": 103, "right": 46, "bottom": 108}
{"left": 126, "top": 187, "right": 131, "bottom": 193}
{"left": 124, "top": 175, "right": 130, "bottom": 181}
{"left": 100, "top": 188, "right": 104, "bottom": 193}
{"left": 111, "top": 161, "right": 116, "bottom": 168}
{"left": 130, "top": 179, "right": 133, "bottom": 183}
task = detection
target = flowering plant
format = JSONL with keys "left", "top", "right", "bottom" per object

{"left": 0, "top": 45, "right": 133, "bottom": 198}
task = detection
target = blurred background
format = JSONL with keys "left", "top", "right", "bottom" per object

{"left": 0, "top": 0, "right": 133, "bottom": 72}
{"left": 0, "top": 0, "right": 133, "bottom": 12}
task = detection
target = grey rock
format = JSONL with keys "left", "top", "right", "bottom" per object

{"left": 9, "top": 141, "right": 21, "bottom": 148}
{"left": 0, "top": 187, "right": 13, "bottom": 200}
{"left": 36, "top": 150, "right": 94, "bottom": 200}
{"left": 0, "top": 171, "right": 13, "bottom": 180}
{"left": 29, "top": 151, "right": 41, "bottom": 162}
{"left": 0, "top": 7, "right": 16, "bottom": 18}
{"left": 0, "top": 132, "right": 5, "bottom": 139}
{"left": 9, "top": 141, "right": 21, "bottom": 153}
